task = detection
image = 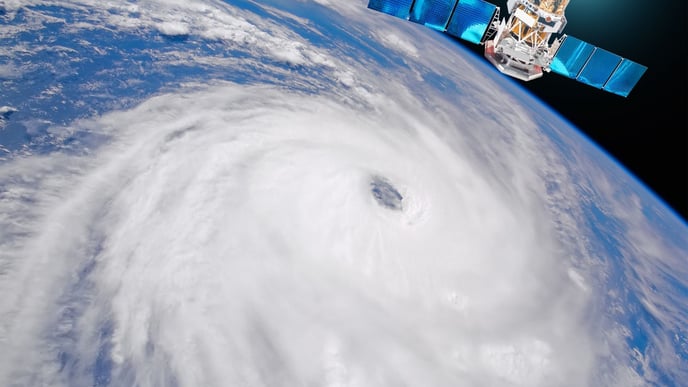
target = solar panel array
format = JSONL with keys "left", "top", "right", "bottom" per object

{"left": 368, "top": 0, "right": 498, "bottom": 45}
{"left": 410, "top": 0, "right": 456, "bottom": 30}
{"left": 550, "top": 35, "right": 647, "bottom": 97}
{"left": 447, "top": 0, "right": 499, "bottom": 44}
{"left": 367, "top": 0, "right": 415, "bottom": 19}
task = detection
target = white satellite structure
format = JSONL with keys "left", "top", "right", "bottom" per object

{"left": 367, "top": 0, "right": 647, "bottom": 97}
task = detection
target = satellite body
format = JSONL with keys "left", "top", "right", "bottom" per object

{"left": 367, "top": 0, "right": 647, "bottom": 97}
{"left": 485, "top": 0, "right": 570, "bottom": 81}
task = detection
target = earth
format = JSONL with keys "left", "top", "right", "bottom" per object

{"left": 0, "top": 1, "right": 686, "bottom": 386}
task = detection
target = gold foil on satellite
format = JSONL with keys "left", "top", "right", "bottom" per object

{"left": 531, "top": 0, "right": 570, "bottom": 15}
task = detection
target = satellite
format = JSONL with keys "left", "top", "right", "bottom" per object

{"left": 367, "top": 0, "right": 647, "bottom": 97}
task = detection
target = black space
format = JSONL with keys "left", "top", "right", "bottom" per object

{"left": 463, "top": 1, "right": 687, "bottom": 221}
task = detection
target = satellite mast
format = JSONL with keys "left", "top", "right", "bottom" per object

{"left": 366, "top": 0, "right": 647, "bottom": 97}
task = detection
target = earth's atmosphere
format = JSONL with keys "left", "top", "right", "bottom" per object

{"left": 0, "top": 1, "right": 686, "bottom": 386}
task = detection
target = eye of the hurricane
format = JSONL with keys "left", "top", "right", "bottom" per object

{"left": 370, "top": 176, "right": 403, "bottom": 211}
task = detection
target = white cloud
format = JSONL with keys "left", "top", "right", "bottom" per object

{"left": 0, "top": 64, "right": 22, "bottom": 79}
{"left": 374, "top": 30, "right": 420, "bottom": 58}
{"left": 0, "top": 106, "right": 16, "bottom": 115}
{"left": 2, "top": 0, "right": 338, "bottom": 72}
{"left": 156, "top": 21, "right": 190, "bottom": 36}
{"left": 0, "top": 82, "right": 596, "bottom": 386}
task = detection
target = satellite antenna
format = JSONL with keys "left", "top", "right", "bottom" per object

{"left": 367, "top": 0, "right": 647, "bottom": 97}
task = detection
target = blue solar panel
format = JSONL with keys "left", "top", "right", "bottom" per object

{"left": 549, "top": 36, "right": 595, "bottom": 78}
{"left": 603, "top": 59, "right": 647, "bottom": 97}
{"left": 445, "top": 0, "right": 497, "bottom": 44}
{"left": 367, "top": 0, "right": 415, "bottom": 19}
{"left": 409, "top": 0, "right": 458, "bottom": 31}
{"left": 576, "top": 48, "right": 622, "bottom": 89}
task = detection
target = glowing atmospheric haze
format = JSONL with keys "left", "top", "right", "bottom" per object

{"left": 0, "top": 0, "right": 686, "bottom": 386}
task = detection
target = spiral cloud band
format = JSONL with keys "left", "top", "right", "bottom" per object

{"left": 0, "top": 82, "right": 597, "bottom": 386}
